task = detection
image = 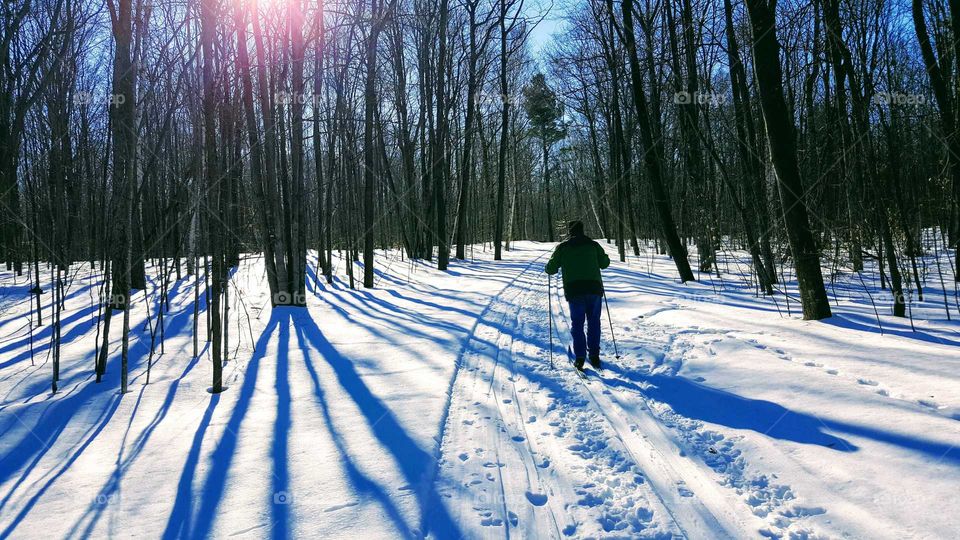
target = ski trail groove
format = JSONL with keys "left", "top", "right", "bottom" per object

{"left": 430, "top": 254, "right": 550, "bottom": 537}
{"left": 487, "top": 271, "right": 564, "bottom": 538}
{"left": 437, "top": 253, "right": 691, "bottom": 538}
{"left": 548, "top": 275, "right": 755, "bottom": 539}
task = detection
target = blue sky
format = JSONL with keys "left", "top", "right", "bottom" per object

{"left": 527, "top": 5, "right": 563, "bottom": 58}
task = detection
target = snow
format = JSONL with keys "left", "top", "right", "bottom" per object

{"left": 0, "top": 240, "right": 958, "bottom": 538}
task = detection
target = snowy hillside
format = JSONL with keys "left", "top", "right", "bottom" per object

{"left": 0, "top": 241, "right": 958, "bottom": 539}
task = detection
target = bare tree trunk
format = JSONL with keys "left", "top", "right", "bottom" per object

{"left": 434, "top": 0, "right": 450, "bottom": 270}
{"left": 493, "top": 0, "right": 511, "bottom": 260}
{"left": 455, "top": 1, "right": 485, "bottom": 260}
{"left": 363, "top": 0, "right": 386, "bottom": 287}
{"left": 913, "top": 0, "right": 960, "bottom": 278}
{"left": 251, "top": 0, "right": 290, "bottom": 303}
{"left": 722, "top": 0, "right": 775, "bottom": 293}
{"left": 233, "top": 0, "right": 281, "bottom": 298}
{"left": 542, "top": 134, "right": 554, "bottom": 242}
{"left": 745, "top": 0, "right": 832, "bottom": 320}
{"left": 620, "top": 0, "right": 695, "bottom": 282}
{"left": 313, "top": 1, "right": 327, "bottom": 280}
{"left": 289, "top": 0, "right": 307, "bottom": 302}
{"left": 200, "top": 0, "right": 223, "bottom": 392}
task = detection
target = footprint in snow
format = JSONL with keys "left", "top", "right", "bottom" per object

{"left": 525, "top": 491, "right": 549, "bottom": 506}
{"left": 480, "top": 517, "right": 503, "bottom": 527}
{"left": 825, "top": 369, "right": 838, "bottom": 375}
{"left": 781, "top": 506, "right": 826, "bottom": 518}
{"left": 507, "top": 511, "right": 519, "bottom": 526}
{"left": 458, "top": 453, "right": 470, "bottom": 461}
{"left": 857, "top": 378, "right": 879, "bottom": 386}
{"left": 512, "top": 435, "right": 526, "bottom": 442}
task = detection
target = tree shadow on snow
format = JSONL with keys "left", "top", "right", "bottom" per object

{"left": 162, "top": 309, "right": 284, "bottom": 540}
{"left": 294, "top": 321, "right": 411, "bottom": 538}
{"left": 68, "top": 345, "right": 206, "bottom": 538}
{"left": 0, "top": 304, "right": 100, "bottom": 371}
{"left": 603, "top": 366, "right": 856, "bottom": 450}
{"left": 604, "top": 365, "right": 960, "bottom": 465}
{"left": 161, "top": 305, "right": 450, "bottom": 540}
{"left": 822, "top": 312, "right": 960, "bottom": 348}
{"left": 0, "top": 275, "right": 210, "bottom": 537}
{"left": 0, "top": 392, "right": 122, "bottom": 538}
{"left": 292, "top": 310, "right": 463, "bottom": 539}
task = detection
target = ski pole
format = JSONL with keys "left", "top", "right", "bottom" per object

{"left": 600, "top": 275, "right": 621, "bottom": 359}
{"left": 547, "top": 273, "right": 555, "bottom": 369}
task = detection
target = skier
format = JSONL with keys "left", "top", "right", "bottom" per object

{"left": 545, "top": 220, "right": 611, "bottom": 371}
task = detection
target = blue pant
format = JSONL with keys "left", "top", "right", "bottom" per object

{"left": 569, "top": 295, "right": 602, "bottom": 359}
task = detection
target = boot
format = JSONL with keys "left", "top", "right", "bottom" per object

{"left": 589, "top": 356, "right": 602, "bottom": 370}
{"left": 574, "top": 357, "right": 585, "bottom": 371}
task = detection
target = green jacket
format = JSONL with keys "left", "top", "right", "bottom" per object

{"left": 544, "top": 234, "right": 611, "bottom": 299}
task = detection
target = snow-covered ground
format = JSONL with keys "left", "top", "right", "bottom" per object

{"left": 0, "top": 240, "right": 957, "bottom": 539}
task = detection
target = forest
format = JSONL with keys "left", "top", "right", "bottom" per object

{"left": 2, "top": 0, "right": 958, "bottom": 392}
{"left": 2, "top": 0, "right": 960, "bottom": 537}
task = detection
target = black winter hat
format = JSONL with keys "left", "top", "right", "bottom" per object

{"left": 568, "top": 220, "right": 585, "bottom": 237}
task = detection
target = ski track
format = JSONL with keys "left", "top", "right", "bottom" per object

{"left": 435, "top": 255, "right": 677, "bottom": 538}
{"left": 550, "top": 296, "right": 757, "bottom": 539}
{"left": 434, "top": 254, "right": 839, "bottom": 539}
